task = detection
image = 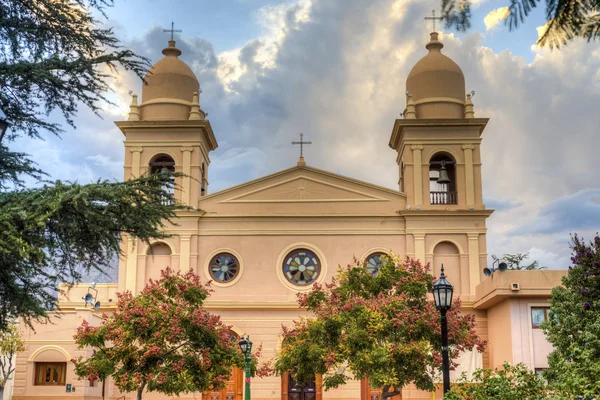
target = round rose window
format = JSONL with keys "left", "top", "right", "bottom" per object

{"left": 209, "top": 253, "right": 240, "bottom": 283}
{"left": 282, "top": 249, "right": 321, "bottom": 286}
{"left": 365, "top": 252, "right": 386, "bottom": 276}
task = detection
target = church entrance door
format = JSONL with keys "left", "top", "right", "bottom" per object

{"left": 203, "top": 366, "right": 243, "bottom": 400}
{"left": 281, "top": 373, "right": 321, "bottom": 400}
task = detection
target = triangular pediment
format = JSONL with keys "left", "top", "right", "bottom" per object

{"left": 222, "top": 175, "right": 387, "bottom": 203}
{"left": 198, "top": 165, "right": 405, "bottom": 216}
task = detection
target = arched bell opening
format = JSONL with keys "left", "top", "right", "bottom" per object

{"left": 429, "top": 153, "right": 457, "bottom": 205}
{"left": 149, "top": 154, "right": 175, "bottom": 204}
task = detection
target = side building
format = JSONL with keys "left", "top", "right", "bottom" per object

{"left": 11, "top": 33, "right": 566, "bottom": 400}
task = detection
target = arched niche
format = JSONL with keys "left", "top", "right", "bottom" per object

{"left": 432, "top": 241, "right": 460, "bottom": 292}
{"left": 429, "top": 152, "right": 457, "bottom": 205}
{"left": 145, "top": 242, "right": 173, "bottom": 284}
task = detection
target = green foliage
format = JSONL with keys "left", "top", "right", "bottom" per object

{"left": 0, "top": 0, "right": 149, "bottom": 140}
{"left": 73, "top": 268, "right": 269, "bottom": 400}
{"left": 542, "top": 234, "right": 600, "bottom": 399}
{"left": 0, "top": 0, "right": 186, "bottom": 332}
{"left": 440, "top": 0, "right": 600, "bottom": 48}
{"left": 443, "top": 363, "right": 550, "bottom": 400}
{"left": 0, "top": 325, "right": 25, "bottom": 389}
{"left": 0, "top": 172, "right": 182, "bottom": 330}
{"left": 502, "top": 252, "right": 547, "bottom": 270}
{"left": 275, "top": 256, "right": 485, "bottom": 399}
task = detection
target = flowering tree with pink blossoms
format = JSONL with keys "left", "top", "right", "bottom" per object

{"left": 275, "top": 257, "right": 486, "bottom": 399}
{"left": 73, "top": 268, "right": 270, "bottom": 400}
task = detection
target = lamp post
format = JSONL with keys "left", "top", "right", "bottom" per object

{"left": 238, "top": 335, "right": 253, "bottom": 400}
{"left": 432, "top": 264, "right": 454, "bottom": 394}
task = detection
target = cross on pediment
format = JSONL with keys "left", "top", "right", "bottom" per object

{"left": 292, "top": 133, "right": 312, "bottom": 166}
{"left": 163, "top": 21, "right": 182, "bottom": 40}
{"left": 424, "top": 9, "right": 444, "bottom": 32}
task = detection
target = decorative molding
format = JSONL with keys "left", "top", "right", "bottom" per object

{"left": 360, "top": 247, "right": 395, "bottom": 261}
{"left": 411, "top": 144, "right": 424, "bottom": 151}
{"left": 413, "top": 96, "right": 466, "bottom": 106}
{"left": 428, "top": 237, "right": 465, "bottom": 254}
{"left": 221, "top": 175, "right": 389, "bottom": 204}
{"left": 181, "top": 146, "right": 194, "bottom": 152}
{"left": 129, "top": 147, "right": 143, "bottom": 153}
{"left": 462, "top": 144, "right": 475, "bottom": 150}
{"left": 196, "top": 229, "right": 405, "bottom": 236}
{"left": 27, "top": 345, "right": 72, "bottom": 362}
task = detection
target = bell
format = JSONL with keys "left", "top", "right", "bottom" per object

{"left": 437, "top": 160, "right": 451, "bottom": 184}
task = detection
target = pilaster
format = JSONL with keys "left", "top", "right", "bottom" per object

{"left": 411, "top": 145, "right": 424, "bottom": 205}
{"left": 125, "top": 236, "right": 138, "bottom": 292}
{"left": 414, "top": 233, "right": 426, "bottom": 263}
{"left": 462, "top": 144, "right": 475, "bottom": 206}
{"left": 180, "top": 235, "right": 192, "bottom": 272}
{"left": 181, "top": 147, "right": 193, "bottom": 206}
{"left": 467, "top": 233, "right": 480, "bottom": 296}
{"left": 130, "top": 147, "right": 143, "bottom": 178}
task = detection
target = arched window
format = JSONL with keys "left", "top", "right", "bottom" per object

{"left": 145, "top": 242, "right": 172, "bottom": 285}
{"left": 433, "top": 241, "right": 460, "bottom": 294}
{"left": 364, "top": 252, "right": 388, "bottom": 276}
{"left": 429, "top": 153, "right": 457, "bottom": 205}
{"left": 149, "top": 154, "right": 175, "bottom": 204}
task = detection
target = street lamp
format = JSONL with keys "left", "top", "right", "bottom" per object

{"left": 432, "top": 264, "right": 454, "bottom": 394}
{"left": 238, "top": 335, "right": 253, "bottom": 400}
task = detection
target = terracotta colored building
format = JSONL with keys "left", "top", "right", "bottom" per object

{"left": 11, "top": 33, "right": 566, "bottom": 400}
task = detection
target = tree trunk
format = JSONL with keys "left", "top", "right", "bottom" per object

{"left": 0, "top": 385, "right": 5, "bottom": 400}
{"left": 136, "top": 381, "right": 147, "bottom": 400}
{"left": 381, "top": 385, "right": 401, "bottom": 400}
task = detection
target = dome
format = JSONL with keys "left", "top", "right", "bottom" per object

{"left": 139, "top": 40, "right": 200, "bottom": 121}
{"left": 406, "top": 32, "right": 466, "bottom": 119}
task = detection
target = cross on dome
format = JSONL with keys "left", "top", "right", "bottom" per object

{"left": 163, "top": 21, "right": 182, "bottom": 41}
{"left": 424, "top": 9, "right": 443, "bottom": 32}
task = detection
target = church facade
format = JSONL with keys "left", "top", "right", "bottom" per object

{"left": 10, "top": 33, "right": 566, "bottom": 400}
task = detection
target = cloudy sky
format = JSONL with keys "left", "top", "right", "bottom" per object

{"left": 11, "top": 0, "right": 600, "bottom": 270}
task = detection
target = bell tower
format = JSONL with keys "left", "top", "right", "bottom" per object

{"left": 390, "top": 32, "right": 487, "bottom": 211}
{"left": 389, "top": 32, "right": 493, "bottom": 298}
{"left": 116, "top": 39, "right": 218, "bottom": 293}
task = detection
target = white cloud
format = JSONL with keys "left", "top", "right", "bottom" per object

{"left": 484, "top": 6, "right": 510, "bottom": 30}
{"left": 12, "top": 0, "right": 599, "bottom": 271}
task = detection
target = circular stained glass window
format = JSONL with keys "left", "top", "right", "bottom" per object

{"left": 209, "top": 253, "right": 240, "bottom": 283}
{"left": 365, "top": 252, "right": 387, "bottom": 276}
{"left": 283, "top": 249, "right": 321, "bottom": 286}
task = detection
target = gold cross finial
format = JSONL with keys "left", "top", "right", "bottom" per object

{"left": 424, "top": 9, "right": 443, "bottom": 32}
{"left": 292, "top": 133, "right": 312, "bottom": 166}
{"left": 163, "top": 21, "right": 182, "bottom": 41}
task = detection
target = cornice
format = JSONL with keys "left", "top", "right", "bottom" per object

{"left": 389, "top": 118, "right": 489, "bottom": 149}
{"left": 398, "top": 209, "right": 494, "bottom": 217}
{"left": 115, "top": 119, "right": 218, "bottom": 151}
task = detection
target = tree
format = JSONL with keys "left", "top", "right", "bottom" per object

{"left": 443, "top": 363, "right": 550, "bottom": 400}
{"left": 440, "top": 0, "right": 600, "bottom": 48}
{"left": 542, "top": 233, "right": 600, "bottom": 399}
{"left": 0, "top": 325, "right": 25, "bottom": 399}
{"left": 0, "top": 0, "right": 182, "bottom": 331}
{"left": 274, "top": 256, "right": 486, "bottom": 399}
{"left": 502, "top": 253, "right": 547, "bottom": 270}
{"left": 73, "top": 268, "right": 271, "bottom": 400}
